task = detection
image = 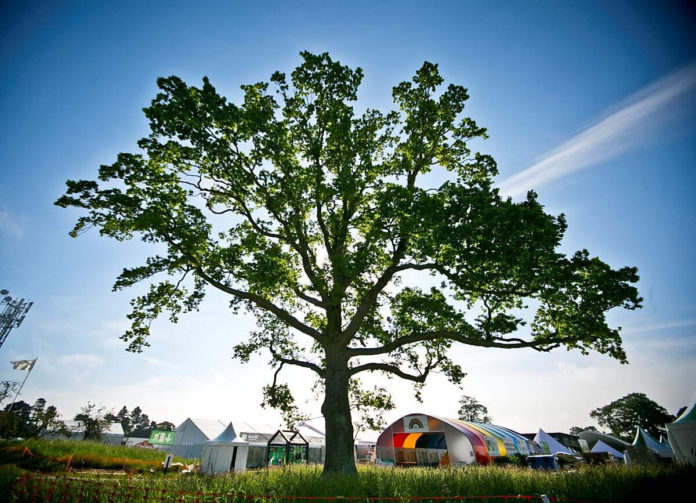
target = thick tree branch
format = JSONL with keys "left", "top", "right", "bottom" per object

{"left": 341, "top": 160, "right": 429, "bottom": 342}
{"left": 195, "top": 268, "right": 324, "bottom": 342}
{"left": 269, "top": 347, "right": 326, "bottom": 377}
{"left": 341, "top": 238, "right": 409, "bottom": 342}
{"left": 293, "top": 287, "right": 326, "bottom": 308}
{"left": 349, "top": 362, "right": 433, "bottom": 382}
{"left": 276, "top": 356, "right": 325, "bottom": 376}
{"left": 348, "top": 329, "right": 569, "bottom": 357}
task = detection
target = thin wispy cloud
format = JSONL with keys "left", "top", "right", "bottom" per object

{"left": 142, "top": 355, "right": 182, "bottom": 372}
{"left": 56, "top": 354, "right": 106, "bottom": 369}
{"left": 0, "top": 209, "right": 24, "bottom": 241}
{"left": 622, "top": 319, "right": 696, "bottom": 336}
{"left": 498, "top": 61, "right": 696, "bottom": 198}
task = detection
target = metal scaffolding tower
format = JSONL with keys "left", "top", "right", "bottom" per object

{"left": 0, "top": 289, "right": 33, "bottom": 350}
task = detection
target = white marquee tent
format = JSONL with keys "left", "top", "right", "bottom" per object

{"left": 666, "top": 398, "right": 696, "bottom": 465}
{"left": 200, "top": 422, "right": 249, "bottom": 475}
{"left": 171, "top": 417, "right": 228, "bottom": 458}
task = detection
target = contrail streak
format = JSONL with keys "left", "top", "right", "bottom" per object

{"left": 498, "top": 61, "right": 696, "bottom": 198}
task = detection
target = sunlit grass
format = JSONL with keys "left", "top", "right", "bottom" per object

{"left": 1, "top": 440, "right": 693, "bottom": 502}
{"left": 5, "top": 463, "right": 694, "bottom": 502}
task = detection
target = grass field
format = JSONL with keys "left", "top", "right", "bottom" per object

{"left": 1, "top": 439, "right": 694, "bottom": 502}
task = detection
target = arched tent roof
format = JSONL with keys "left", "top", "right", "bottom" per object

{"left": 435, "top": 417, "right": 533, "bottom": 459}
{"left": 577, "top": 430, "right": 630, "bottom": 452}
{"left": 471, "top": 422, "right": 530, "bottom": 455}
{"left": 434, "top": 417, "right": 492, "bottom": 463}
{"left": 455, "top": 420, "right": 506, "bottom": 456}
{"left": 479, "top": 423, "right": 519, "bottom": 449}
{"left": 376, "top": 414, "right": 535, "bottom": 465}
{"left": 376, "top": 413, "right": 491, "bottom": 465}
{"left": 495, "top": 424, "right": 540, "bottom": 454}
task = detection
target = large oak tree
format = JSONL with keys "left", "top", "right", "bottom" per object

{"left": 57, "top": 52, "right": 641, "bottom": 473}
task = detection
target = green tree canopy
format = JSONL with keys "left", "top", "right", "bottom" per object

{"left": 0, "top": 398, "right": 68, "bottom": 438}
{"left": 457, "top": 395, "right": 492, "bottom": 423}
{"left": 74, "top": 402, "right": 113, "bottom": 441}
{"left": 590, "top": 392, "right": 674, "bottom": 441}
{"left": 155, "top": 421, "right": 176, "bottom": 431}
{"left": 56, "top": 51, "right": 641, "bottom": 473}
{"left": 569, "top": 425, "right": 598, "bottom": 436}
{"left": 0, "top": 381, "right": 19, "bottom": 405}
{"left": 107, "top": 405, "right": 160, "bottom": 438}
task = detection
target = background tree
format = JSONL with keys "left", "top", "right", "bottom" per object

{"left": 457, "top": 395, "right": 492, "bottom": 423}
{"left": 0, "top": 398, "right": 67, "bottom": 438}
{"left": 0, "top": 400, "right": 30, "bottom": 438}
{"left": 0, "top": 381, "right": 19, "bottom": 405}
{"left": 569, "top": 425, "right": 598, "bottom": 436}
{"left": 26, "top": 398, "right": 69, "bottom": 438}
{"left": 57, "top": 52, "right": 641, "bottom": 473}
{"left": 155, "top": 421, "right": 176, "bottom": 431}
{"left": 590, "top": 392, "right": 675, "bottom": 441}
{"left": 74, "top": 402, "right": 113, "bottom": 441}
{"left": 107, "top": 405, "right": 155, "bottom": 438}
{"left": 106, "top": 406, "right": 130, "bottom": 436}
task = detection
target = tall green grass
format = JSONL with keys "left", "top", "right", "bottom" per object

{"left": 7, "top": 464, "right": 693, "bottom": 502}
{"left": 165, "top": 464, "right": 694, "bottom": 501}
{"left": 1, "top": 441, "right": 693, "bottom": 501}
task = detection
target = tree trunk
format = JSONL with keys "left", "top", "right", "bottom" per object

{"left": 321, "top": 353, "right": 356, "bottom": 474}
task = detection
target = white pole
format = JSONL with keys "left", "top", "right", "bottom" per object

{"left": 8, "top": 357, "right": 37, "bottom": 412}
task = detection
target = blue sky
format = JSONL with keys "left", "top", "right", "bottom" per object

{"left": 1, "top": 0, "right": 695, "bottom": 435}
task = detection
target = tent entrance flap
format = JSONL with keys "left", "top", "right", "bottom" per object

{"left": 394, "top": 433, "right": 446, "bottom": 466}
{"left": 230, "top": 446, "right": 238, "bottom": 470}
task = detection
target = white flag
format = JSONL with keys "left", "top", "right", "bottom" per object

{"left": 11, "top": 358, "right": 37, "bottom": 371}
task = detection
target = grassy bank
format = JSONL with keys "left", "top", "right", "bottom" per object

{"left": 0, "top": 439, "right": 179, "bottom": 463}
{"left": 0, "top": 440, "right": 179, "bottom": 461}
{"left": 0, "top": 438, "right": 191, "bottom": 487}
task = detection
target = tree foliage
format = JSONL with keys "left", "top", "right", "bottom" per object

{"left": 569, "top": 425, "right": 598, "bottom": 436}
{"left": 106, "top": 405, "right": 166, "bottom": 438}
{"left": 74, "top": 402, "right": 113, "bottom": 441}
{"left": 156, "top": 421, "right": 176, "bottom": 431}
{"left": 0, "top": 381, "right": 19, "bottom": 405}
{"left": 0, "top": 398, "right": 68, "bottom": 438}
{"left": 457, "top": 395, "right": 492, "bottom": 423}
{"left": 590, "top": 392, "right": 675, "bottom": 441}
{"left": 56, "top": 52, "right": 641, "bottom": 473}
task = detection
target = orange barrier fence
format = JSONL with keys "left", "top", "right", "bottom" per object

{"left": 10, "top": 474, "right": 596, "bottom": 503}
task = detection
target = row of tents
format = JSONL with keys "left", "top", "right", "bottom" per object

{"left": 375, "top": 401, "right": 696, "bottom": 467}
{"left": 49, "top": 398, "right": 696, "bottom": 473}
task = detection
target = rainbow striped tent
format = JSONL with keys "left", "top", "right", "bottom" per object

{"left": 376, "top": 413, "right": 540, "bottom": 466}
